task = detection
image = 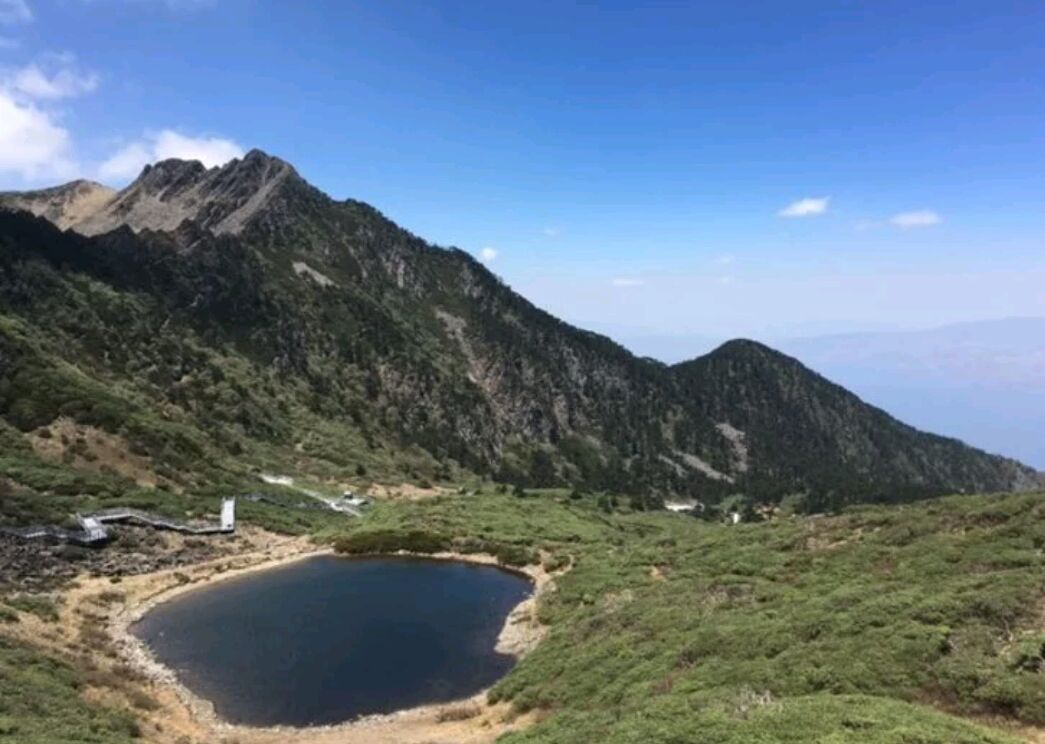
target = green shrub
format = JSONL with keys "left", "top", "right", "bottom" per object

{"left": 333, "top": 529, "right": 451, "bottom": 555}
{"left": 0, "top": 636, "right": 140, "bottom": 743}
{"left": 5, "top": 595, "right": 59, "bottom": 622}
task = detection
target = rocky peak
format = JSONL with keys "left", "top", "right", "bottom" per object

{"left": 72, "top": 149, "right": 301, "bottom": 237}
{"left": 134, "top": 158, "right": 209, "bottom": 192}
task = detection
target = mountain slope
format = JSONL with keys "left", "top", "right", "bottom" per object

{"left": 0, "top": 180, "right": 116, "bottom": 230}
{"left": 674, "top": 340, "right": 1039, "bottom": 508}
{"left": 0, "top": 151, "right": 1037, "bottom": 510}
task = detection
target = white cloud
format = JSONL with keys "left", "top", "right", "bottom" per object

{"left": 0, "top": 0, "right": 32, "bottom": 24}
{"left": 542, "top": 226, "right": 560, "bottom": 237}
{"left": 0, "top": 51, "right": 242, "bottom": 187}
{"left": 5, "top": 62, "right": 98, "bottom": 99}
{"left": 99, "top": 129, "right": 244, "bottom": 181}
{"left": 0, "top": 55, "right": 96, "bottom": 183}
{"left": 0, "top": 89, "right": 77, "bottom": 181}
{"left": 479, "top": 246, "right": 498, "bottom": 263}
{"left": 889, "top": 210, "right": 941, "bottom": 228}
{"left": 778, "top": 196, "right": 829, "bottom": 218}
{"left": 611, "top": 277, "right": 644, "bottom": 287}
{"left": 97, "top": 141, "right": 150, "bottom": 180}
{"left": 152, "top": 130, "right": 243, "bottom": 165}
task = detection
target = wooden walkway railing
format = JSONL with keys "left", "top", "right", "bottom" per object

{"left": 0, "top": 498, "right": 235, "bottom": 546}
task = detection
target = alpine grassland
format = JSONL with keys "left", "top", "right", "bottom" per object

{"left": 2, "top": 480, "right": 1042, "bottom": 741}
{"left": 330, "top": 489, "right": 1045, "bottom": 743}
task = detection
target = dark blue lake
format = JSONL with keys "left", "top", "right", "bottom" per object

{"left": 133, "top": 555, "right": 532, "bottom": 726}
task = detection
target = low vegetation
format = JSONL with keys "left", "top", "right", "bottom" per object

{"left": 4, "top": 594, "right": 59, "bottom": 622}
{"left": 333, "top": 527, "right": 539, "bottom": 567}
{"left": 0, "top": 635, "right": 140, "bottom": 743}
{"left": 1, "top": 446, "right": 1042, "bottom": 742}
{"left": 327, "top": 489, "right": 1044, "bottom": 743}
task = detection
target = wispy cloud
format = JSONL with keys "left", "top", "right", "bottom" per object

{"left": 889, "top": 210, "right": 941, "bottom": 228}
{"left": 0, "top": 0, "right": 32, "bottom": 25}
{"left": 4, "top": 61, "right": 99, "bottom": 99}
{"left": 0, "top": 44, "right": 244, "bottom": 188}
{"left": 611, "top": 277, "right": 644, "bottom": 287}
{"left": 99, "top": 129, "right": 244, "bottom": 181}
{"left": 97, "top": 141, "right": 150, "bottom": 180}
{"left": 778, "top": 196, "right": 829, "bottom": 218}
{"left": 713, "top": 254, "right": 734, "bottom": 266}
{"left": 479, "top": 246, "right": 498, "bottom": 263}
{"left": 542, "top": 226, "right": 560, "bottom": 237}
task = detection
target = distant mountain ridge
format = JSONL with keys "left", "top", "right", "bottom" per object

{"left": 0, "top": 151, "right": 1038, "bottom": 509}
{"left": 608, "top": 318, "right": 1045, "bottom": 469}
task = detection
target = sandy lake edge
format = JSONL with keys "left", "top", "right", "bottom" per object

{"left": 105, "top": 541, "right": 557, "bottom": 743}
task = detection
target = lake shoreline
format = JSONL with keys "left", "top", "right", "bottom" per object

{"left": 105, "top": 540, "right": 556, "bottom": 743}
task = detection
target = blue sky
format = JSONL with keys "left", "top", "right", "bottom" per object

{"left": 2, "top": 0, "right": 1044, "bottom": 340}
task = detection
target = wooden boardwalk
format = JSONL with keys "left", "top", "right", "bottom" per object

{"left": 0, "top": 498, "right": 236, "bottom": 546}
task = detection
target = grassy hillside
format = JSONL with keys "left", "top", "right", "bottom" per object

{"left": 0, "top": 636, "right": 140, "bottom": 743}
{"left": 329, "top": 489, "right": 1045, "bottom": 743}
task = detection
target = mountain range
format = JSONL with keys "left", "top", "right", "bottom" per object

{"left": 0, "top": 150, "right": 1038, "bottom": 511}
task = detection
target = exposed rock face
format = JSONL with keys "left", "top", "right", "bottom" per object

{"left": 0, "top": 150, "right": 299, "bottom": 238}
{"left": 0, "top": 150, "right": 1039, "bottom": 506}
{"left": 0, "top": 180, "right": 116, "bottom": 230}
{"left": 74, "top": 150, "right": 300, "bottom": 236}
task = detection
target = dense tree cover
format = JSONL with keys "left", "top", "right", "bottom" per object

{"left": 0, "top": 204, "right": 1034, "bottom": 509}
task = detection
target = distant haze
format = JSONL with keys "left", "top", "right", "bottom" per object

{"left": 608, "top": 317, "right": 1045, "bottom": 470}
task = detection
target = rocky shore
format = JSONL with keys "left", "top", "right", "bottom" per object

{"left": 0, "top": 525, "right": 243, "bottom": 592}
